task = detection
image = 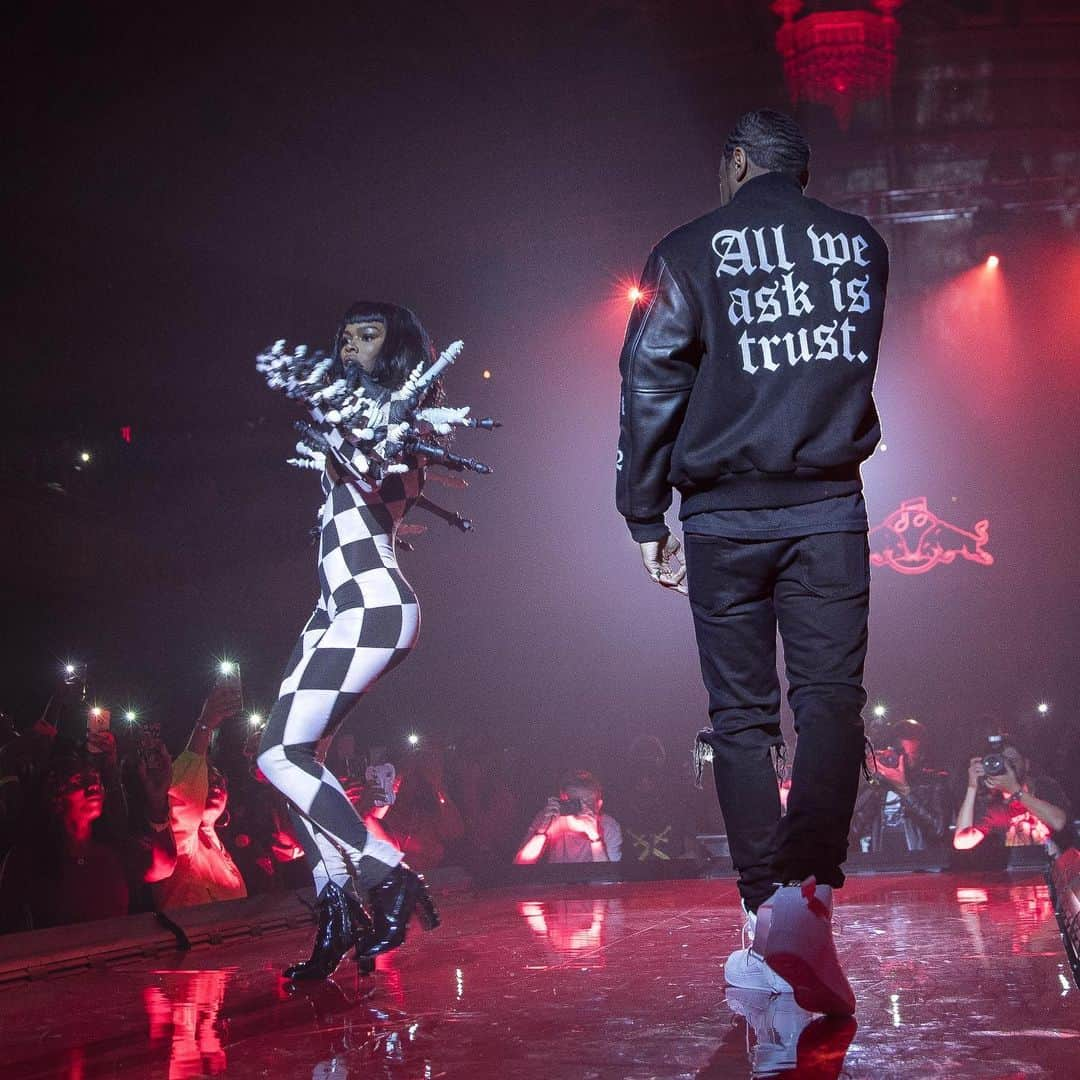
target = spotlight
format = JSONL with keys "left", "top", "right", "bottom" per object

{"left": 124, "top": 710, "right": 138, "bottom": 723}
{"left": 985, "top": 254, "right": 1000, "bottom": 270}
{"left": 628, "top": 287, "right": 644, "bottom": 303}
{"left": 89, "top": 707, "right": 103, "bottom": 719}
{"left": 407, "top": 733, "right": 420, "bottom": 747}
{"left": 218, "top": 660, "right": 237, "bottom": 678}
{"left": 64, "top": 663, "right": 77, "bottom": 676}
{"left": 249, "top": 712, "right": 264, "bottom": 727}
{"left": 872, "top": 704, "right": 888, "bottom": 719}
{"left": 879, "top": 442, "right": 888, "bottom": 453}
{"left": 1037, "top": 702, "right": 1050, "bottom": 715}
{"left": 482, "top": 369, "right": 492, "bottom": 380}
{"left": 79, "top": 451, "right": 92, "bottom": 464}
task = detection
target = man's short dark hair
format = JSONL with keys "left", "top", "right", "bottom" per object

{"left": 723, "top": 109, "right": 810, "bottom": 185}
{"left": 560, "top": 770, "right": 602, "bottom": 807}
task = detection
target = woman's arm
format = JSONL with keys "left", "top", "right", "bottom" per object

{"left": 953, "top": 787, "right": 984, "bottom": 849}
{"left": 310, "top": 406, "right": 383, "bottom": 486}
{"left": 954, "top": 758, "right": 986, "bottom": 850}
{"left": 168, "top": 751, "right": 208, "bottom": 856}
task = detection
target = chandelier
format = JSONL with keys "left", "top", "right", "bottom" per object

{"left": 771, "top": 1, "right": 903, "bottom": 129}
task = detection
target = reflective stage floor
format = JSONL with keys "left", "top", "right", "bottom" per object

{"left": 2, "top": 872, "right": 1077, "bottom": 1078}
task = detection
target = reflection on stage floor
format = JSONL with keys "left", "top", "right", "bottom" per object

{"left": 2, "top": 872, "right": 1076, "bottom": 1078}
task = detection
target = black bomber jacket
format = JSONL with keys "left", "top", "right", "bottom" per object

{"left": 616, "top": 171, "right": 889, "bottom": 542}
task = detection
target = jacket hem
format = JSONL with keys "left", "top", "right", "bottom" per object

{"left": 677, "top": 468, "right": 863, "bottom": 515}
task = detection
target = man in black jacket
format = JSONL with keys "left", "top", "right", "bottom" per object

{"left": 851, "top": 718, "right": 950, "bottom": 857}
{"left": 616, "top": 110, "right": 888, "bottom": 1016}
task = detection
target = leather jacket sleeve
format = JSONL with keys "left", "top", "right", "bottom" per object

{"left": 616, "top": 249, "right": 702, "bottom": 541}
{"left": 897, "top": 774, "right": 950, "bottom": 844}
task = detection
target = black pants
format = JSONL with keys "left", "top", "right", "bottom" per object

{"left": 684, "top": 530, "right": 870, "bottom": 913}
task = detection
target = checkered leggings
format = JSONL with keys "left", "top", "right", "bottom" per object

{"left": 258, "top": 460, "right": 422, "bottom": 893}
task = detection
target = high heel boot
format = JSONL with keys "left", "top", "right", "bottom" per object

{"left": 358, "top": 863, "right": 440, "bottom": 957}
{"left": 284, "top": 881, "right": 375, "bottom": 980}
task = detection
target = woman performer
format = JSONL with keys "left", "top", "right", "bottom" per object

{"left": 255, "top": 301, "right": 495, "bottom": 980}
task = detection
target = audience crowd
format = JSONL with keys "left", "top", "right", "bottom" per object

{"left": 0, "top": 661, "right": 1074, "bottom": 935}
{"left": 0, "top": 659, "right": 704, "bottom": 934}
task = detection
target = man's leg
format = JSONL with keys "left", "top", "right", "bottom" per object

{"left": 684, "top": 534, "right": 785, "bottom": 914}
{"left": 772, "top": 531, "right": 870, "bottom": 887}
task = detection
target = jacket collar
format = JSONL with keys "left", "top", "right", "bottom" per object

{"left": 730, "top": 171, "right": 804, "bottom": 204}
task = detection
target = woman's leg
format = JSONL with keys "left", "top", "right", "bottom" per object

{"left": 258, "top": 596, "right": 418, "bottom": 891}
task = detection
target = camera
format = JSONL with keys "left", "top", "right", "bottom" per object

{"left": 876, "top": 747, "right": 901, "bottom": 770}
{"left": 981, "top": 734, "right": 1009, "bottom": 778}
{"left": 558, "top": 796, "right": 584, "bottom": 816}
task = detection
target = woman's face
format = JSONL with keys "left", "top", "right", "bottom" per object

{"left": 204, "top": 767, "right": 229, "bottom": 820}
{"left": 56, "top": 768, "right": 105, "bottom": 825}
{"left": 339, "top": 320, "right": 387, "bottom": 373}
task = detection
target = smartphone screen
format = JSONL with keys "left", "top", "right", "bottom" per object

{"left": 87, "top": 707, "right": 112, "bottom": 734}
{"left": 216, "top": 662, "right": 244, "bottom": 718}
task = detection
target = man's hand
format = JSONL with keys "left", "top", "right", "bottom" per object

{"left": 536, "top": 797, "right": 561, "bottom": 834}
{"left": 984, "top": 759, "right": 1020, "bottom": 798}
{"left": 197, "top": 683, "right": 242, "bottom": 732}
{"left": 966, "top": 755, "right": 986, "bottom": 790}
{"left": 563, "top": 810, "right": 602, "bottom": 844}
{"left": 86, "top": 729, "right": 118, "bottom": 768}
{"left": 639, "top": 534, "right": 688, "bottom": 594}
{"left": 875, "top": 754, "right": 909, "bottom": 795}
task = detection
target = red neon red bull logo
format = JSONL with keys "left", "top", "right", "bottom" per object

{"left": 870, "top": 496, "right": 994, "bottom": 575}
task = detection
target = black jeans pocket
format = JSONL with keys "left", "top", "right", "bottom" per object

{"left": 684, "top": 534, "right": 741, "bottom": 617}
{"left": 796, "top": 532, "right": 870, "bottom": 600}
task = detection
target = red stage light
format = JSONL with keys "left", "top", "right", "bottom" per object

{"left": 627, "top": 287, "right": 643, "bottom": 304}
{"left": 985, "top": 254, "right": 1000, "bottom": 270}
{"left": 120, "top": 425, "right": 133, "bottom": 443}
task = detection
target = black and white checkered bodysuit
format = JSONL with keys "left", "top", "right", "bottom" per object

{"left": 258, "top": 432, "right": 422, "bottom": 893}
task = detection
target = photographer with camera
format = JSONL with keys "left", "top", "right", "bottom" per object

{"left": 514, "top": 771, "right": 622, "bottom": 865}
{"left": 954, "top": 739, "right": 1073, "bottom": 855}
{"left": 851, "top": 718, "right": 950, "bottom": 857}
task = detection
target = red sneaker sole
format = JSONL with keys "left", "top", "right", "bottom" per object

{"left": 765, "top": 952, "right": 856, "bottom": 1017}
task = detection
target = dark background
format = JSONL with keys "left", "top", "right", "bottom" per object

{"left": 3, "top": 1, "right": 1078, "bottom": 801}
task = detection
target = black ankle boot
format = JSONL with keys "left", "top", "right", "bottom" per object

{"left": 358, "top": 864, "right": 440, "bottom": 957}
{"left": 284, "top": 881, "right": 373, "bottom": 981}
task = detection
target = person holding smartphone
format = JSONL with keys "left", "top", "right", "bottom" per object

{"left": 0, "top": 744, "right": 176, "bottom": 932}
{"left": 152, "top": 679, "right": 247, "bottom": 910}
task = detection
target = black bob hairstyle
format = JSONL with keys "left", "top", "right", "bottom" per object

{"left": 330, "top": 301, "right": 435, "bottom": 390}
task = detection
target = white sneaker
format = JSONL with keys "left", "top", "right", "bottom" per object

{"left": 755, "top": 877, "right": 856, "bottom": 1016}
{"left": 723, "top": 902, "right": 794, "bottom": 994}
{"left": 725, "top": 987, "right": 815, "bottom": 1077}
